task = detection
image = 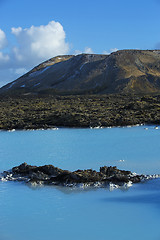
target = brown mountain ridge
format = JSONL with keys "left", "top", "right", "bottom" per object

{"left": 1, "top": 49, "right": 160, "bottom": 95}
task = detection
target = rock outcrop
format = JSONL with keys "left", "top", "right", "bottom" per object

{"left": 1, "top": 163, "right": 159, "bottom": 189}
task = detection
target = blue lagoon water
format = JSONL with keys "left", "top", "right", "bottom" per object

{"left": 0, "top": 126, "right": 160, "bottom": 240}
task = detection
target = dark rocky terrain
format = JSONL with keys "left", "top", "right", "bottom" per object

{"left": 0, "top": 94, "right": 160, "bottom": 130}
{"left": 0, "top": 50, "right": 160, "bottom": 129}
{"left": 1, "top": 162, "right": 158, "bottom": 188}
{"left": 1, "top": 50, "right": 160, "bottom": 95}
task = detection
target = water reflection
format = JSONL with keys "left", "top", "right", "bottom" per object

{"left": 22, "top": 180, "right": 132, "bottom": 194}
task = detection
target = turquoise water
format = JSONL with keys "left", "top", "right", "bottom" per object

{"left": 0, "top": 126, "right": 160, "bottom": 240}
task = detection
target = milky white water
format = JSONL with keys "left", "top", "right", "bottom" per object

{"left": 0, "top": 126, "right": 160, "bottom": 240}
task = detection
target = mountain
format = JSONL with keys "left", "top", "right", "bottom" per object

{"left": 1, "top": 50, "right": 160, "bottom": 95}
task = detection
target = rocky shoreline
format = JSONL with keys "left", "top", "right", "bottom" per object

{"left": 1, "top": 163, "right": 159, "bottom": 189}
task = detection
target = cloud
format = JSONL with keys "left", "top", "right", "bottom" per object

{"left": 110, "top": 48, "right": 118, "bottom": 53}
{"left": 11, "top": 21, "right": 69, "bottom": 67}
{"left": 0, "top": 21, "right": 70, "bottom": 87}
{"left": 0, "top": 29, "right": 10, "bottom": 67}
{"left": 74, "top": 47, "right": 94, "bottom": 55}
{"left": 0, "top": 22, "right": 119, "bottom": 88}
{"left": 102, "top": 48, "right": 118, "bottom": 55}
{"left": 84, "top": 47, "right": 94, "bottom": 54}
{"left": 0, "top": 29, "right": 7, "bottom": 50}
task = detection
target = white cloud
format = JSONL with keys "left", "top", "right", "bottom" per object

{"left": 84, "top": 47, "right": 94, "bottom": 54}
{"left": 110, "top": 48, "right": 118, "bottom": 52}
{"left": 0, "top": 21, "right": 70, "bottom": 87}
{"left": 11, "top": 21, "right": 69, "bottom": 67}
{"left": 102, "top": 48, "right": 118, "bottom": 55}
{"left": 0, "top": 22, "right": 120, "bottom": 88}
{"left": 0, "top": 29, "right": 7, "bottom": 50}
{"left": 74, "top": 47, "right": 94, "bottom": 55}
{"left": 11, "top": 27, "right": 22, "bottom": 36}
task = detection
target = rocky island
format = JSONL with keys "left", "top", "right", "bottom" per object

{"left": 1, "top": 163, "right": 159, "bottom": 189}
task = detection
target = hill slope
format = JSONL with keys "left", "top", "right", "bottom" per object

{"left": 1, "top": 50, "right": 160, "bottom": 95}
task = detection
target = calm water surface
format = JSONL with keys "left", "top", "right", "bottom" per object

{"left": 0, "top": 126, "right": 160, "bottom": 240}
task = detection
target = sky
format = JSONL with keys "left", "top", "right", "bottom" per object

{"left": 0, "top": 0, "right": 160, "bottom": 87}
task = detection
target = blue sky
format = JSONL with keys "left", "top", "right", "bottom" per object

{"left": 0, "top": 0, "right": 160, "bottom": 86}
